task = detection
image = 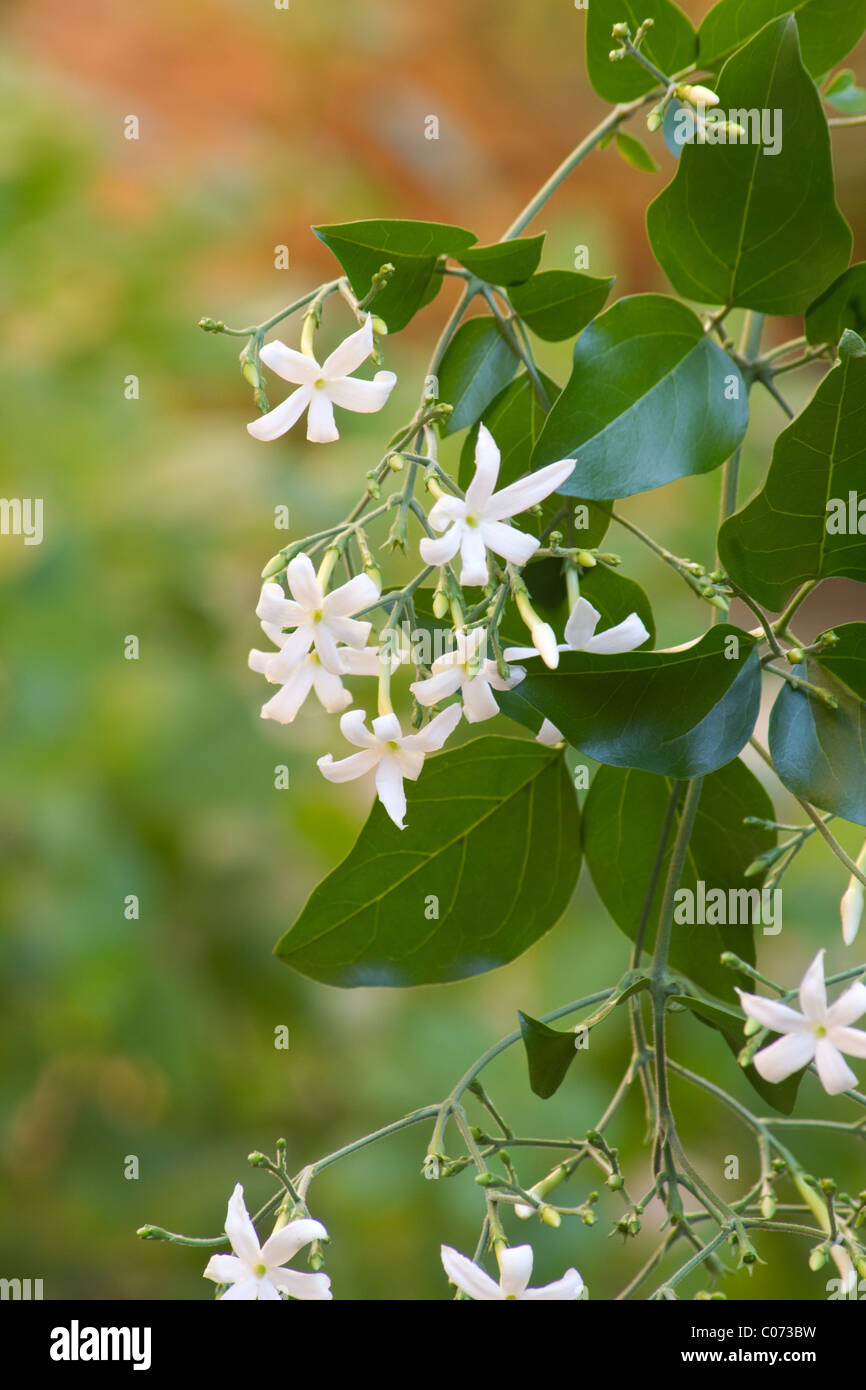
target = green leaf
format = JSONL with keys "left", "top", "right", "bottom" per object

{"left": 647, "top": 17, "right": 853, "bottom": 313}
{"left": 719, "top": 332, "right": 866, "bottom": 610}
{"left": 670, "top": 994, "right": 803, "bottom": 1113}
{"left": 518, "top": 1012, "right": 581, "bottom": 1099}
{"left": 769, "top": 622, "right": 866, "bottom": 826}
{"left": 498, "top": 626, "right": 761, "bottom": 778}
{"left": 531, "top": 295, "right": 748, "bottom": 499}
{"left": 586, "top": 0, "right": 697, "bottom": 103}
{"left": 615, "top": 130, "right": 658, "bottom": 172}
{"left": 508, "top": 270, "right": 614, "bottom": 342}
{"left": 583, "top": 760, "right": 773, "bottom": 999}
{"left": 825, "top": 67, "right": 866, "bottom": 114}
{"left": 457, "top": 235, "right": 545, "bottom": 286}
{"left": 437, "top": 318, "right": 519, "bottom": 436}
{"left": 312, "top": 219, "right": 477, "bottom": 332}
{"left": 274, "top": 737, "right": 581, "bottom": 987}
{"left": 806, "top": 264, "right": 866, "bottom": 345}
{"left": 698, "top": 0, "right": 866, "bottom": 79}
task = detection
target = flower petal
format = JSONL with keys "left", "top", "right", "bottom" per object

{"left": 464, "top": 423, "right": 501, "bottom": 514}
{"left": 321, "top": 315, "right": 374, "bottom": 378}
{"left": 404, "top": 703, "right": 462, "bottom": 752}
{"left": 480, "top": 518, "right": 539, "bottom": 568}
{"left": 427, "top": 495, "right": 466, "bottom": 531}
{"left": 563, "top": 598, "right": 599, "bottom": 650}
{"left": 265, "top": 625, "right": 315, "bottom": 681}
{"left": 312, "top": 622, "right": 344, "bottom": 675}
{"left": 371, "top": 712, "right": 403, "bottom": 743}
{"left": 521, "top": 1268, "right": 585, "bottom": 1301}
{"left": 799, "top": 950, "right": 828, "bottom": 1022}
{"left": 484, "top": 457, "right": 576, "bottom": 521}
{"left": 440, "top": 1245, "right": 503, "bottom": 1300}
{"left": 340, "top": 709, "right": 377, "bottom": 747}
{"left": 338, "top": 645, "right": 388, "bottom": 676}
{"left": 828, "top": 1025, "right": 866, "bottom": 1060}
{"left": 753, "top": 1031, "right": 815, "bottom": 1083}
{"left": 318, "top": 749, "right": 380, "bottom": 783}
{"left": 582, "top": 612, "right": 650, "bottom": 654}
{"left": 270, "top": 1268, "right": 333, "bottom": 1300}
{"left": 203, "top": 1253, "right": 246, "bottom": 1286}
{"left": 247, "top": 386, "right": 312, "bottom": 442}
{"left": 219, "top": 1277, "right": 262, "bottom": 1301}
{"left": 530, "top": 621, "right": 560, "bottom": 670}
{"left": 826, "top": 982, "right": 866, "bottom": 1030}
{"left": 261, "top": 663, "right": 316, "bottom": 723}
{"left": 458, "top": 526, "right": 490, "bottom": 587}
{"left": 248, "top": 648, "right": 272, "bottom": 676}
{"left": 306, "top": 389, "right": 339, "bottom": 443}
{"left": 325, "top": 616, "right": 373, "bottom": 650}
{"left": 260, "top": 1217, "right": 328, "bottom": 1267}
{"left": 375, "top": 755, "right": 407, "bottom": 828}
{"left": 461, "top": 675, "right": 500, "bottom": 723}
{"left": 323, "top": 573, "right": 381, "bottom": 619}
{"left": 224, "top": 1183, "right": 261, "bottom": 1267}
{"left": 311, "top": 663, "right": 353, "bottom": 714}
{"left": 410, "top": 668, "right": 463, "bottom": 707}
{"left": 420, "top": 527, "right": 463, "bottom": 568}
{"left": 537, "top": 718, "right": 565, "bottom": 746}
{"left": 286, "top": 553, "right": 322, "bottom": 610}
{"left": 256, "top": 582, "right": 303, "bottom": 629}
{"left": 736, "top": 989, "right": 807, "bottom": 1035}
{"left": 814, "top": 1039, "right": 859, "bottom": 1095}
{"left": 327, "top": 371, "right": 397, "bottom": 413}
{"left": 498, "top": 1245, "right": 534, "bottom": 1298}
{"left": 259, "top": 340, "right": 321, "bottom": 385}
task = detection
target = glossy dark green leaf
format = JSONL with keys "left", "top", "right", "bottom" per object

{"left": 648, "top": 18, "right": 852, "bottom": 313}
{"left": 824, "top": 68, "right": 866, "bottom": 115}
{"left": 275, "top": 737, "right": 581, "bottom": 987}
{"left": 615, "top": 131, "right": 658, "bottom": 172}
{"left": 518, "top": 1012, "right": 582, "bottom": 1099}
{"left": 437, "top": 318, "right": 519, "bottom": 435}
{"left": 769, "top": 623, "right": 866, "bottom": 826}
{"left": 583, "top": 760, "right": 773, "bottom": 999}
{"left": 313, "top": 219, "right": 477, "bottom": 332}
{"left": 698, "top": 0, "right": 866, "bottom": 78}
{"left": 586, "top": 0, "right": 696, "bottom": 102}
{"left": 670, "top": 994, "right": 803, "bottom": 1113}
{"left": 531, "top": 295, "right": 747, "bottom": 499}
{"left": 719, "top": 332, "right": 866, "bottom": 609}
{"left": 457, "top": 235, "right": 545, "bottom": 286}
{"left": 499, "top": 626, "right": 761, "bottom": 778}
{"left": 806, "top": 265, "right": 866, "bottom": 345}
{"left": 508, "top": 270, "right": 614, "bottom": 343}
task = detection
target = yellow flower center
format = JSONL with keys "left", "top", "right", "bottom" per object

{"left": 254, "top": 1263, "right": 267, "bottom": 1277}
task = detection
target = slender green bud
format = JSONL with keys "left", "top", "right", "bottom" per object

{"left": 371, "top": 316, "right": 388, "bottom": 336}
{"left": 809, "top": 1245, "right": 828, "bottom": 1271}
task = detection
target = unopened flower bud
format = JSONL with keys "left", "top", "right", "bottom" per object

{"left": 540, "top": 1205, "right": 562, "bottom": 1228}
{"left": 607, "top": 1173, "right": 624, "bottom": 1191}
{"left": 841, "top": 845, "right": 866, "bottom": 944}
{"left": 387, "top": 452, "right": 405, "bottom": 471}
{"left": 432, "top": 588, "right": 450, "bottom": 620}
{"left": 575, "top": 550, "right": 597, "bottom": 568}
{"left": 808, "top": 1246, "right": 828, "bottom": 1271}
{"left": 371, "top": 316, "right": 388, "bottom": 336}
{"left": 744, "top": 1015, "right": 762, "bottom": 1037}
{"left": 678, "top": 83, "right": 720, "bottom": 108}
{"left": 761, "top": 1193, "right": 777, "bottom": 1220}
{"left": 531, "top": 620, "right": 559, "bottom": 668}
{"left": 786, "top": 646, "right": 805, "bottom": 664}
{"left": 647, "top": 109, "right": 663, "bottom": 132}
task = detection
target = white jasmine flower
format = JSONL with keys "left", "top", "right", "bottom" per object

{"left": 504, "top": 597, "right": 650, "bottom": 745}
{"left": 318, "top": 706, "right": 461, "bottom": 829}
{"left": 440, "top": 1244, "right": 584, "bottom": 1301}
{"left": 419, "top": 424, "right": 575, "bottom": 587}
{"left": 247, "top": 316, "right": 396, "bottom": 443}
{"left": 203, "top": 1183, "right": 331, "bottom": 1301}
{"left": 249, "top": 645, "right": 384, "bottom": 724}
{"left": 409, "top": 628, "right": 523, "bottom": 723}
{"left": 255, "top": 554, "right": 380, "bottom": 681}
{"left": 737, "top": 950, "right": 866, "bottom": 1096}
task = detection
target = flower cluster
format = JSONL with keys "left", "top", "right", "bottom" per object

{"left": 245, "top": 325, "right": 649, "bottom": 829}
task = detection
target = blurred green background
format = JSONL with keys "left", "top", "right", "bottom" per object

{"left": 1, "top": 0, "right": 864, "bottom": 1300}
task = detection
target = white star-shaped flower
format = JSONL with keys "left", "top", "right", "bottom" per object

{"left": 409, "top": 628, "right": 523, "bottom": 723}
{"left": 441, "top": 1244, "right": 584, "bottom": 1301}
{"left": 249, "top": 644, "right": 384, "bottom": 724}
{"left": 737, "top": 950, "right": 866, "bottom": 1096}
{"left": 419, "top": 424, "right": 575, "bottom": 587}
{"left": 255, "top": 554, "right": 380, "bottom": 682}
{"left": 318, "top": 706, "right": 461, "bottom": 829}
{"left": 203, "top": 1184, "right": 332, "bottom": 1301}
{"left": 504, "top": 596, "right": 650, "bottom": 743}
{"left": 247, "top": 315, "right": 396, "bottom": 443}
